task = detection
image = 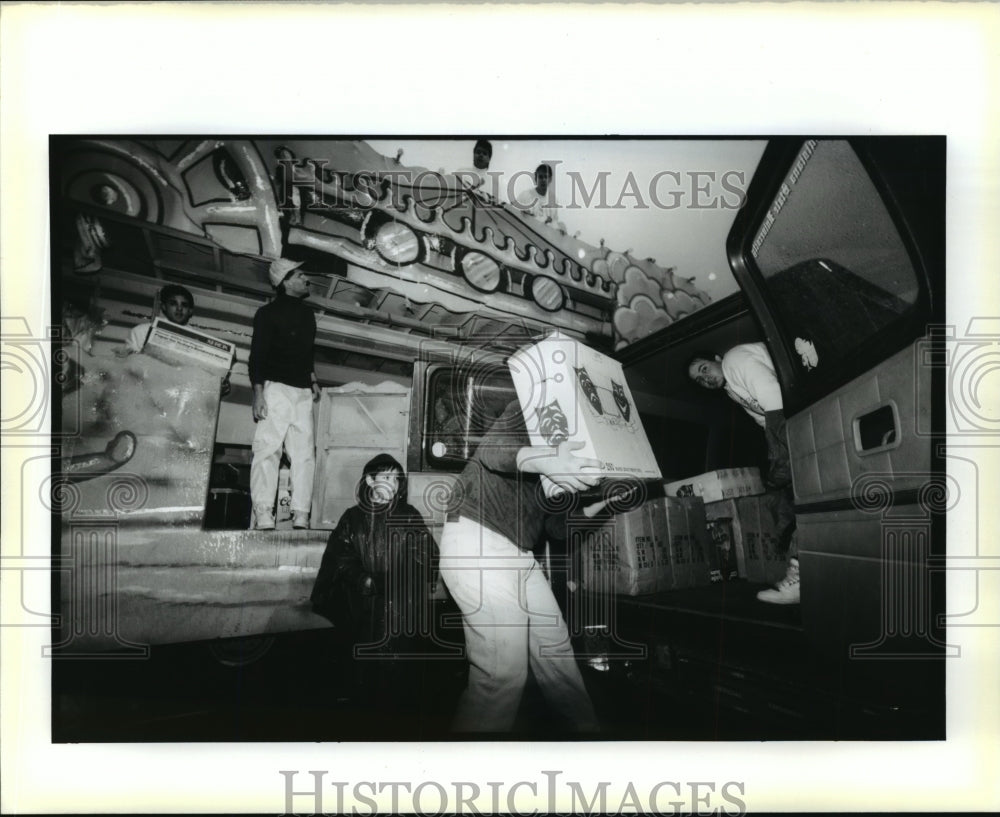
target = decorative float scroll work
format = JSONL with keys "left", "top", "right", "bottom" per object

{"left": 60, "top": 138, "right": 713, "bottom": 349}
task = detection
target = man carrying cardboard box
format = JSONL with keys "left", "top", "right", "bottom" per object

{"left": 688, "top": 343, "right": 799, "bottom": 604}
{"left": 438, "top": 398, "right": 603, "bottom": 734}
{"left": 507, "top": 331, "right": 662, "bottom": 485}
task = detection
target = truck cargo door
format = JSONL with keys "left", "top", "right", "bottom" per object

{"left": 726, "top": 138, "right": 948, "bottom": 667}
{"left": 310, "top": 383, "right": 411, "bottom": 529}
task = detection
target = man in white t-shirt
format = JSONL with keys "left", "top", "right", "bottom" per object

{"left": 688, "top": 342, "right": 798, "bottom": 604}
{"left": 515, "top": 163, "right": 566, "bottom": 233}
{"left": 121, "top": 284, "right": 231, "bottom": 396}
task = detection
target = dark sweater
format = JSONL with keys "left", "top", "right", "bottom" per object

{"left": 248, "top": 293, "right": 316, "bottom": 388}
{"left": 310, "top": 501, "right": 434, "bottom": 645}
{"left": 451, "top": 400, "right": 547, "bottom": 550}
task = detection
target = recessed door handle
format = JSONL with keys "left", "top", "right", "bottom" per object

{"left": 856, "top": 404, "right": 898, "bottom": 452}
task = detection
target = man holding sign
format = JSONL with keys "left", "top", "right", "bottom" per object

{"left": 121, "top": 284, "right": 232, "bottom": 396}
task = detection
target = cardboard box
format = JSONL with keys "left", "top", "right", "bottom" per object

{"left": 704, "top": 494, "right": 789, "bottom": 585}
{"left": 705, "top": 518, "right": 739, "bottom": 583}
{"left": 507, "top": 333, "right": 661, "bottom": 482}
{"left": 575, "top": 497, "right": 710, "bottom": 596}
{"left": 664, "top": 467, "right": 764, "bottom": 504}
{"left": 661, "top": 497, "right": 712, "bottom": 590}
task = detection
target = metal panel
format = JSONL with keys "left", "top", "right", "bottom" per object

{"left": 310, "top": 384, "right": 411, "bottom": 530}
{"left": 789, "top": 345, "right": 931, "bottom": 506}
{"left": 788, "top": 343, "right": 939, "bottom": 663}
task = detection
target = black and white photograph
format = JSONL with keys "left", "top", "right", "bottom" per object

{"left": 47, "top": 133, "right": 947, "bottom": 745}
{"left": 2, "top": 3, "right": 998, "bottom": 815}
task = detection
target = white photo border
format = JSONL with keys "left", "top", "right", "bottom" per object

{"left": 2, "top": 2, "right": 998, "bottom": 814}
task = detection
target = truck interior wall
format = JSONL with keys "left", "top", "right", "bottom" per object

{"left": 619, "top": 294, "right": 768, "bottom": 478}
{"left": 629, "top": 378, "right": 768, "bottom": 482}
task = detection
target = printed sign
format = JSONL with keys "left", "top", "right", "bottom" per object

{"left": 144, "top": 318, "right": 235, "bottom": 374}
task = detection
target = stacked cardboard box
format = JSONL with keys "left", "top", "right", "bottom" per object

{"left": 705, "top": 518, "right": 738, "bottom": 583}
{"left": 575, "top": 497, "right": 711, "bottom": 596}
{"left": 664, "top": 467, "right": 764, "bottom": 504}
{"left": 704, "top": 493, "right": 789, "bottom": 585}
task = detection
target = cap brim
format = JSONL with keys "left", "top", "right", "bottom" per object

{"left": 282, "top": 261, "right": 305, "bottom": 282}
{"left": 277, "top": 260, "right": 305, "bottom": 275}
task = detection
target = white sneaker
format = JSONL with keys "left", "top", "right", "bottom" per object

{"left": 757, "top": 558, "right": 800, "bottom": 605}
{"left": 253, "top": 506, "right": 275, "bottom": 530}
{"left": 292, "top": 511, "right": 310, "bottom": 530}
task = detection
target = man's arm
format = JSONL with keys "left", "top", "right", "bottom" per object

{"left": 333, "top": 512, "right": 372, "bottom": 594}
{"left": 118, "top": 322, "right": 150, "bottom": 356}
{"left": 310, "top": 510, "right": 365, "bottom": 616}
{"left": 309, "top": 312, "right": 321, "bottom": 402}
{"left": 476, "top": 401, "right": 602, "bottom": 493}
{"left": 749, "top": 361, "right": 784, "bottom": 414}
{"left": 251, "top": 384, "right": 267, "bottom": 421}
{"left": 732, "top": 353, "right": 783, "bottom": 414}
{"left": 763, "top": 409, "right": 792, "bottom": 489}
{"left": 516, "top": 441, "right": 602, "bottom": 494}
{"left": 248, "top": 309, "right": 271, "bottom": 421}
{"left": 473, "top": 402, "right": 532, "bottom": 474}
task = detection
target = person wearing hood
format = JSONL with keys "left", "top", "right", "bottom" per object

{"left": 310, "top": 454, "right": 437, "bottom": 709}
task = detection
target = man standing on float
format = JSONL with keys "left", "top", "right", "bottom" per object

{"left": 248, "top": 258, "right": 321, "bottom": 530}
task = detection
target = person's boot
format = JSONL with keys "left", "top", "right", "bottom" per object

{"left": 756, "top": 557, "right": 800, "bottom": 604}
{"left": 292, "top": 511, "right": 310, "bottom": 530}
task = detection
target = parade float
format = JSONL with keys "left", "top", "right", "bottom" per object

{"left": 51, "top": 138, "right": 715, "bottom": 653}
{"left": 58, "top": 138, "right": 712, "bottom": 351}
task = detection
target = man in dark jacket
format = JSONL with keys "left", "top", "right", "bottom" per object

{"left": 248, "top": 258, "right": 320, "bottom": 530}
{"left": 310, "top": 454, "right": 437, "bottom": 713}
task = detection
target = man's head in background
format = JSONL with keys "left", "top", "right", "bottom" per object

{"left": 473, "top": 139, "right": 493, "bottom": 170}
{"left": 687, "top": 351, "right": 725, "bottom": 390}
{"left": 534, "top": 163, "right": 553, "bottom": 196}
{"left": 268, "top": 258, "right": 310, "bottom": 298}
{"left": 159, "top": 284, "right": 194, "bottom": 326}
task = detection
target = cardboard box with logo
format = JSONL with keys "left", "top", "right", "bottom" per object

{"left": 574, "top": 496, "right": 711, "bottom": 596}
{"left": 507, "top": 333, "right": 661, "bottom": 484}
{"left": 704, "top": 493, "right": 789, "bottom": 585}
{"left": 664, "top": 467, "right": 764, "bottom": 504}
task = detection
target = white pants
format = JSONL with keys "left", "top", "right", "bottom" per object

{"left": 439, "top": 515, "right": 599, "bottom": 733}
{"left": 250, "top": 382, "right": 315, "bottom": 514}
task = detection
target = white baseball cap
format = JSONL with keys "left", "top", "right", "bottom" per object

{"left": 268, "top": 257, "right": 304, "bottom": 287}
